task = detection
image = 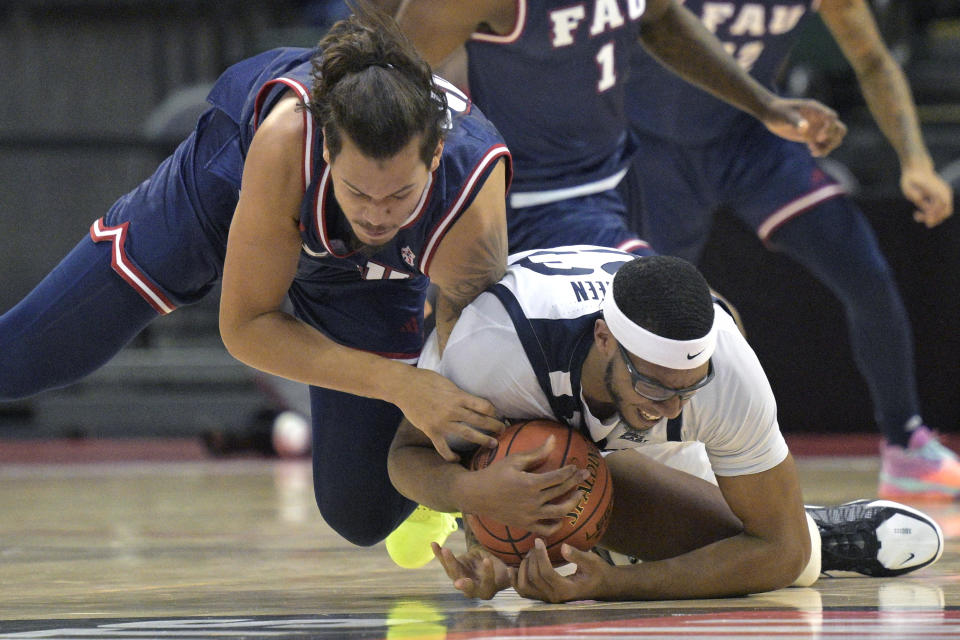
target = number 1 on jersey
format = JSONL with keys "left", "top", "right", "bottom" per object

{"left": 596, "top": 41, "right": 616, "bottom": 92}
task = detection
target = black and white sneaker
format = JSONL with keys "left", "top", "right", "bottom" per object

{"left": 592, "top": 547, "right": 640, "bottom": 566}
{"left": 807, "top": 500, "right": 944, "bottom": 577}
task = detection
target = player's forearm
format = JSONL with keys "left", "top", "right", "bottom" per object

{"left": 638, "top": 1, "right": 774, "bottom": 121}
{"left": 220, "top": 310, "right": 411, "bottom": 402}
{"left": 388, "top": 440, "right": 471, "bottom": 513}
{"left": 853, "top": 57, "right": 933, "bottom": 171}
{"left": 603, "top": 532, "right": 806, "bottom": 600}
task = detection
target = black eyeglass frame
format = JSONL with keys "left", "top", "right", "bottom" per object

{"left": 616, "top": 342, "right": 715, "bottom": 402}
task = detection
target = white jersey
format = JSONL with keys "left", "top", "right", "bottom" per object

{"left": 419, "top": 246, "right": 788, "bottom": 477}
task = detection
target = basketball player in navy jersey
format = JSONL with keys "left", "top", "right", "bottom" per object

{"left": 395, "top": 0, "right": 847, "bottom": 256}
{"left": 387, "top": 246, "right": 944, "bottom": 601}
{"left": 0, "top": 4, "right": 509, "bottom": 546}
{"left": 619, "top": 0, "right": 957, "bottom": 499}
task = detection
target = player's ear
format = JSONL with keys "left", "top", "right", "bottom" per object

{"left": 594, "top": 318, "right": 616, "bottom": 356}
{"left": 428, "top": 140, "right": 444, "bottom": 172}
{"left": 322, "top": 133, "right": 331, "bottom": 165}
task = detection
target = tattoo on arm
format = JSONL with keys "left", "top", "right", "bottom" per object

{"left": 820, "top": 1, "right": 928, "bottom": 163}
{"left": 434, "top": 223, "right": 507, "bottom": 352}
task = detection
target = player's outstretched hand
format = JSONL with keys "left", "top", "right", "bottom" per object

{"left": 433, "top": 542, "right": 515, "bottom": 600}
{"left": 901, "top": 165, "right": 954, "bottom": 228}
{"left": 398, "top": 368, "right": 506, "bottom": 461}
{"left": 762, "top": 97, "right": 847, "bottom": 157}
{"left": 469, "top": 435, "right": 589, "bottom": 535}
{"left": 514, "top": 539, "right": 615, "bottom": 603}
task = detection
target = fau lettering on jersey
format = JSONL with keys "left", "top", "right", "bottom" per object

{"left": 702, "top": 2, "right": 807, "bottom": 35}
{"left": 695, "top": 1, "right": 810, "bottom": 72}
{"left": 549, "top": 0, "right": 646, "bottom": 47}
{"left": 467, "top": 1, "right": 646, "bottom": 194}
{"left": 627, "top": 0, "right": 816, "bottom": 144}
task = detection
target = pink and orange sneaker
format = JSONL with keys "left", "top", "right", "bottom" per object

{"left": 879, "top": 426, "right": 960, "bottom": 501}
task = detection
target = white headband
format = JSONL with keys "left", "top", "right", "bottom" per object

{"left": 602, "top": 293, "right": 717, "bottom": 370}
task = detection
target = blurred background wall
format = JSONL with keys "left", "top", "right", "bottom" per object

{"left": 0, "top": 0, "right": 958, "bottom": 441}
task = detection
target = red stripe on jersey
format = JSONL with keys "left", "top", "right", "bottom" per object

{"left": 420, "top": 144, "right": 511, "bottom": 277}
{"left": 313, "top": 165, "right": 352, "bottom": 257}
{"left": 399, "top": 173, "right": 436, "bottom": 230}
{"left": 253, "top": 77, "right": 314, "bottom": 193}
{"left": 617, "top": 238, "right": 652, "bottom": 253}
{"left": 370, "top": 351, "right": 420, "bottom": 363}
{"left": 89, "top": 218, "right": 176, "bottom": 315}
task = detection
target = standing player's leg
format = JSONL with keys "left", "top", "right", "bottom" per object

{"left": 768, "top": 202, "right": 960, "bottom": 499}
{"left": 767, "top": 197, "right": 917, "bottom": 434}
{"left": 730, "top": 130, "right": 960, "bottom": 500}
{"left": 619, "top": 135, "right": 718, "bottom": 264}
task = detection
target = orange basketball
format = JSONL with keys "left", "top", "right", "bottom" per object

{"left": 466, "top": 419, "right": 614, "bottom": 566}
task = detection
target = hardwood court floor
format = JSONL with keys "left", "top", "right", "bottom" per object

{"left": 0, "top": 445, "right": 958, "bottom": 639}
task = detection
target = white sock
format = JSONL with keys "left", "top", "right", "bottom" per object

{"left": 792, "top": 512, "right": 822, "bottom": 587}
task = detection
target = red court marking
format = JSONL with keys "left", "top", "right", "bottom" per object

{"left": 0, "top": 437, "right": 208, "bottom": 463}
{"left": 784, "top": 432, "right": 960, "bottom": 456}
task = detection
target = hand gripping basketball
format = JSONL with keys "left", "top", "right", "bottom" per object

{"left": 466, "top": 420, "right": 614, "bottom": 566}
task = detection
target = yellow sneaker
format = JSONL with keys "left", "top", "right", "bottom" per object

{"left": 386, "top": 505, "right": 460, "bottom": 569}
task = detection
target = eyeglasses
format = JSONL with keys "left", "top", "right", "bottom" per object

{"left": 616, "top": 342, "right": 715, "bottom": 402}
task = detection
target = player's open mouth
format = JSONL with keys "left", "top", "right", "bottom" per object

{"left": 639, "top": 409, "right": 660, "bottom": 422}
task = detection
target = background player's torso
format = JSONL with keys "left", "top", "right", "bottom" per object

{"left": 466, "top": 0, "right": 645, "bottom": 193}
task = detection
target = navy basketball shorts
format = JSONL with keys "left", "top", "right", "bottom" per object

{"left": 628, "top": 118, "right": 846, "bottom": 262}
{"left": 507, "top": 188, "right": 654, "bottom": 256}
{"left": 93, "top": 108, "right": 240, "bottom": 313}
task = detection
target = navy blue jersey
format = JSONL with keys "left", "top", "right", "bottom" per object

{"left": 466, "top": 0, "right": 644, "bottom": 196}
{"left": 89, "top": 46, "right": 509, "bottom": 359}
{"left": 209, "top": 47, "right": 511, "bottom": 283}
{"left": 627, "top": 0, "right": 817, "bottom": 144}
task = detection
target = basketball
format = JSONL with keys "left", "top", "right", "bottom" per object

{"left": 466, "top": 419, "right": 614, "bottom": 567}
